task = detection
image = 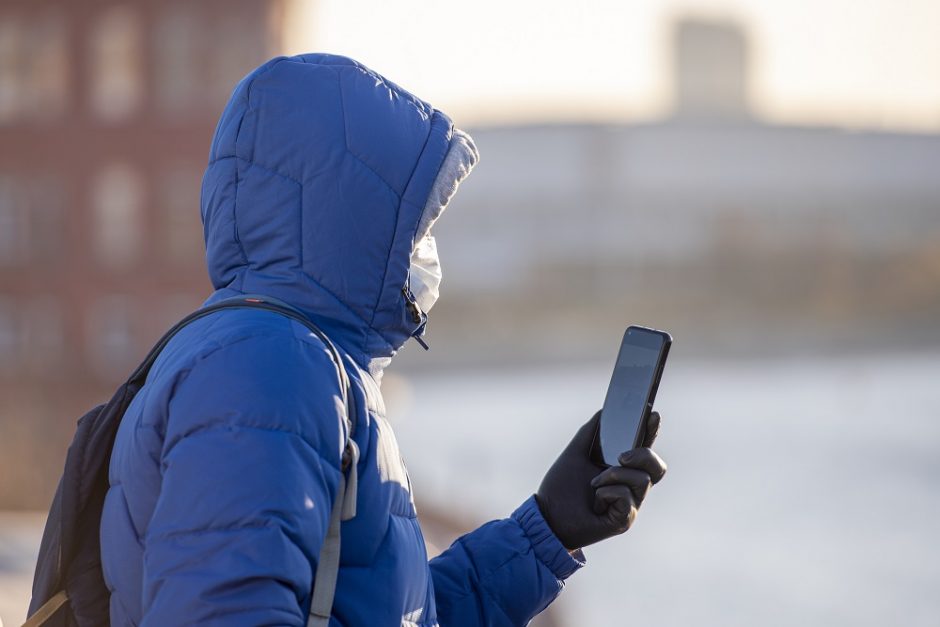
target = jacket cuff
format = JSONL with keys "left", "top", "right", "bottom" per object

{"left": 512, "top": 495, "right": 585, "bottom": 581}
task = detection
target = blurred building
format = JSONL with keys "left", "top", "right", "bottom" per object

{"left": 0, "top": 0, "right": 286, "bottom": 506}
{"left": 422, "top": 17, "right": 940, "bottom": 363}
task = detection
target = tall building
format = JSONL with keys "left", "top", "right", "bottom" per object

{"left": 0, "top": 0, "right": 287, "bottom": 507}
{"left": 672, "top": 17, "right": 751, "bottom": 120}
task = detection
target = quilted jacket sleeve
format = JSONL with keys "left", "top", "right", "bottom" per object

{"left": 140, "top": 332, "right": 347, "bottom": 626}
{"left": 429, "top": 496, "right": 585, "bottom": 626}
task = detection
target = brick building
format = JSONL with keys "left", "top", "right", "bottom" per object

{"left": 0, "top": 0, "right": 287, "bottom": 506}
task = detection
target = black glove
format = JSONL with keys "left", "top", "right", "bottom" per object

{"left": 535, "top": 410, "right": 667, "bottom": 551}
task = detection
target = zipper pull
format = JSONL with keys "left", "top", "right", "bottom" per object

{"left": 401, "top": 286, "right": 430, "bottom": 351}
{"left": 402, "top": 286, "right": 422, "bottom": 324}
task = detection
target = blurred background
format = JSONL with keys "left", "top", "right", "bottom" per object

{"left": 1, "top": 0, "right": 939, "bottom": 625}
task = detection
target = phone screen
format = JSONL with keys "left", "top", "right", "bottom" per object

{"left": 599, "top": 328, "right": 667, "bottom": 465}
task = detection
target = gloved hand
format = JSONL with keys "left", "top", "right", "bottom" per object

{"left": 535, "top": 410, "right": 667, "bottom": 551}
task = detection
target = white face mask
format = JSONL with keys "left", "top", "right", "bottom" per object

{"left": 409, "top": 234, "right": 442, "bottom": 313}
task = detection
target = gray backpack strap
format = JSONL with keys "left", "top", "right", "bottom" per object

{"left": 212, "top": 295, "right": 357, "bottom": 626}
{"left": 308, "top": 439, "right": 359, "bottom": 627}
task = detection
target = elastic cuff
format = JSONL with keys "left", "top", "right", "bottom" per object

{"left": 511, "top": 495, "right": 586, "bottom": 580}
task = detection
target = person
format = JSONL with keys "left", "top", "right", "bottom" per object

{"left": 99, "top": 53, "right": 667, "bottom": 626}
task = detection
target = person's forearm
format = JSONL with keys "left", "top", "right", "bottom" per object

{"left": 429, "top": 496, "right": 583, "bottom": 626}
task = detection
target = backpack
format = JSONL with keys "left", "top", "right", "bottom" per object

{"left": 24, "top": 295, "right": 359, "bottom": 627}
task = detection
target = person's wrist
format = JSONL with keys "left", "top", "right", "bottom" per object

{"left": 512, "top": 496, "right": 585, "bottom": 579}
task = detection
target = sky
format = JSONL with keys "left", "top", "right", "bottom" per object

{"left": 282, "top": 0, "right": 940, "bottom": 132}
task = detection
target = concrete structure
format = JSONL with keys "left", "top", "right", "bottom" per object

{"left": 440, "top": 120, "right": 940, "bottom": 293}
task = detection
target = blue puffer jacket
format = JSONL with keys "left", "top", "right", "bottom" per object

{"left": 100, "top": 54, "right": 582, "bottom": 626}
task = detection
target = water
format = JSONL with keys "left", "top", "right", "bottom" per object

{"left": 2, "top": 352, "right": 938, "bottom": 626}
{"left": 388, "top": 351, "right": 940, "bottom": 627}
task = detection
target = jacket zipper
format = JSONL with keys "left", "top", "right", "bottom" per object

{"left": 401, "top": 286, "right": 430, "bottom": 350}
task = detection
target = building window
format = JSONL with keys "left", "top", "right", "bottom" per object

{"left": 92, "top": 164, "right": 144, "bottom": 267}
{"left": 0, "top": 10, "right": 68, "bottom": 125}
{"left": 20, "top": 296, "right": 64, "bottom": 374}
{"left": 25, "top": 175, "right": 64, "bottom": 265}
{"left": 86, "top": 294, "right": 135, "bottom": 377}
{"left": 0, "top": 297, "right": 17, "bottom": 373}
{"left": 0, "top": 17, "right": 19, "bottom": 123}
{"left": 154, "top": 7, "right": 274, "bottom": 116}
{"left": 28, "top": 11, "right": 68, "bottom": 121}
{"left": 210, "top": 14, "right": 265, "bottom": 107}
{"left": 0, "top": 173, "right": 64, "bottom": 266}
{"left": 161, "top": 167, "right": 203, "bottom": 262}
{"left": 0, "top": 176, "right": 22, "bottom": 265}
{"left": 154, "top": 6, "right": 202, "bottom": 114}
{"left": 89, "top": 6, "right": 142, "bottom": 122}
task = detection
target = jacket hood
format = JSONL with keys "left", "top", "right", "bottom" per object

{"left": 200, "top": 53, "right": 478, "bottom": 376}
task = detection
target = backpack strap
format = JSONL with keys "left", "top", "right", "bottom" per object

{"left": 308, "top": 438, "right": 358, "bottom": 627}
{"left": 21, "top": 590, "right": 69, "bottom": 627}
{"left": 129, "top": 295, "right": 352, "bottom": 407}
{"left": 145, "top": 295, "right": 358, "bottom": 625}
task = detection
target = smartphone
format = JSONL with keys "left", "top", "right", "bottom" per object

{"left": 595, "top": 326, "right": 672, "bottom": 466}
